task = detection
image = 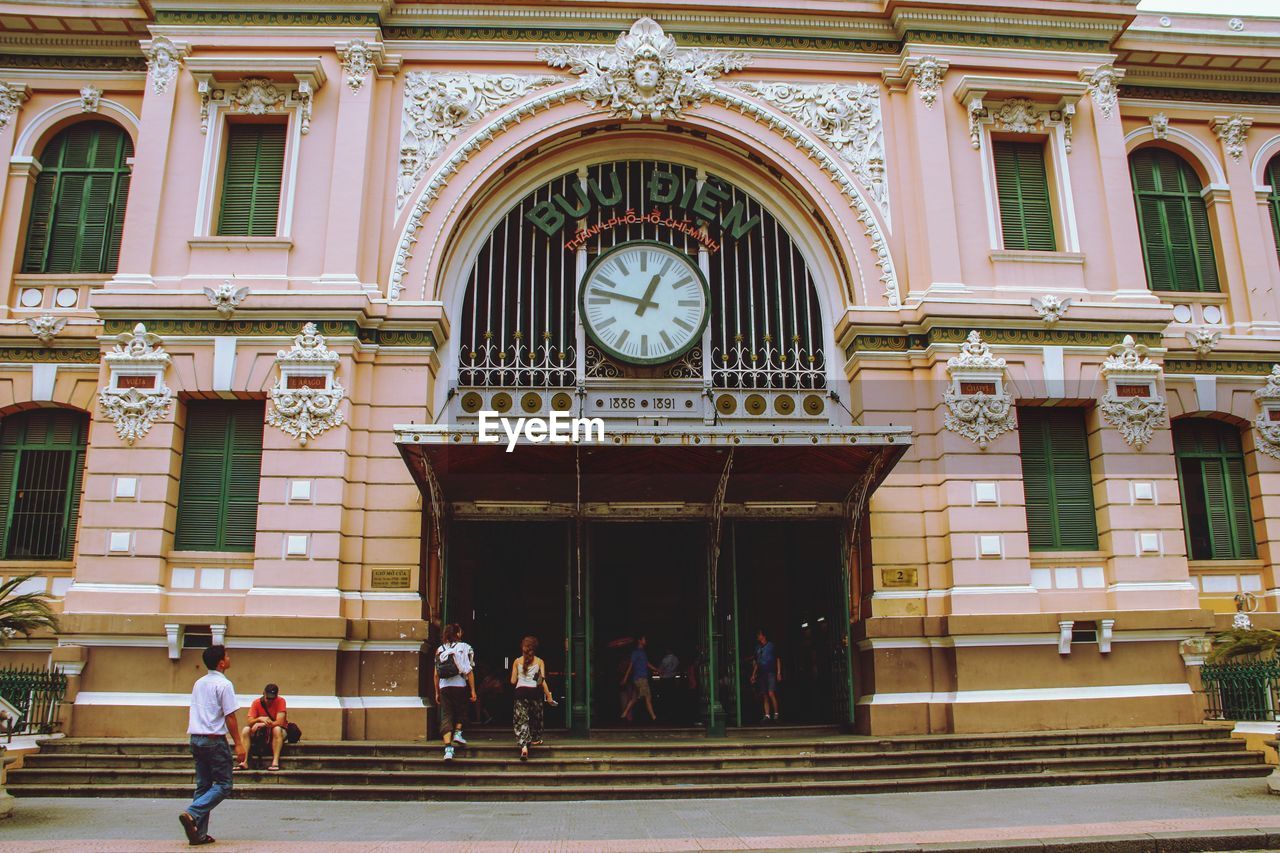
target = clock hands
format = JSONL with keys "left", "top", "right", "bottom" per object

{"left": 591, "top": 275, "right": 663, "bottom": 315}
{"left": 634, "top": 275, "right": 661, "bottom": 316}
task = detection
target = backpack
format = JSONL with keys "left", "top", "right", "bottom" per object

{"left": 436, "top": 645, "right": 461, "bottom": 680}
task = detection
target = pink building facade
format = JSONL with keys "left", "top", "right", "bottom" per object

{"left": 0, "top": 0, "right": 1279, "bottom": 739}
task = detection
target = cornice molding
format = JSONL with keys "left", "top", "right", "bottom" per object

{"left": 890, "top": 7, "right": 1127, "bottom": 42}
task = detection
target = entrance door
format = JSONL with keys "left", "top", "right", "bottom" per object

{"left": 588, "top": 522, "right": 706, "bottom": 727}
{"left": 444, "top": 521, "right": 570, "bottom": 729}
{"left": 732, "top": 520, "right": 845, "bottom": 725}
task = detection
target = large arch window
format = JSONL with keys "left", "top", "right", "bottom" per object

{"left": 1173, "top": 418, "right": 1256, "bottom": 562}
{"left": 1129, "top": 148, "right": 1219, "bottom": 294}
{"left": 1266, "top": 153, "right": 1280, "bottom": 268}
{"left": 21, "top": 121, "right": 133, "bottom": 275}
{"left": 0, "top": 409, "right": 89, "bottom": 561}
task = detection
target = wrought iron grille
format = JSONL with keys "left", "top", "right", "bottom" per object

{"left": 0, "top": 409, "right": 88, "bottom": 561}
{"left": 0, "top": 665, "right": 67, "bottom": 739}
{"left": 1201, "top": 658, "right": 1280, "bottom": 722}
{"left": 456, "top": 160, "right": 826, "bottom": 389}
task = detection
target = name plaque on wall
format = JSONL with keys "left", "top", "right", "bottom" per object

{"left": 370, "top": 568, "right": 412, "bottom": 589}
{"left": 881, "top": 568, "right": 918, "bottom": 587}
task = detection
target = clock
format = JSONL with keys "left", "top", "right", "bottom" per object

{"left": 579, "top": 241, "right": 710, "bottom": 365}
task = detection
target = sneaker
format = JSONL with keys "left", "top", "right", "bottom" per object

{"left": 443, "top": 746, "right": 455, "bottom": 762}
{"left": 452, "top": 733, "right": 468, "bottom": 747}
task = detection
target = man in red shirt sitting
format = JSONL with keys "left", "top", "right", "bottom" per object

{"left": 237, "top": 683, "right": 287, "bottom": 771}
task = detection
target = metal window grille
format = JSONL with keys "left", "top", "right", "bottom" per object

{"left": 8, "top": 449, "right": 73, "bottom": 559}
{"left": 1201, "top": 659, "right": 1280, "bottom": 722}
{"left": 0, "top": 666, "right": 68, "bottom": 739}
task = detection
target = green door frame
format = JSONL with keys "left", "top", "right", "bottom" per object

{"left": 728, "top": 521, "right": 742, "bottom": 729}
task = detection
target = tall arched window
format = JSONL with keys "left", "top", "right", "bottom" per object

{"left": 1173, "top": 418, "right": 1256, "bottom": 561}
{"left": 1266, "top": 153, "right": 1280, "bottom": 268}
{"left": 1129, "top": 148, "right": 1219, "bottom": 293}
{"left": 21, "top": 121, "right": 133, "bottom": 274}
{"left": 0, "top": 409, "right": 89, "bottom": 561}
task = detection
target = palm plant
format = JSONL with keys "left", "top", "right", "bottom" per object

{"left": 0, "top": 575, "right": 59, "bottom": 645}
{"left": 1207, "top": 627, "right": 1280, "bottom": 663}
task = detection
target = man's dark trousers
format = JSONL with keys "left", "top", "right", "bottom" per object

{"left": 187, "top": 734, "right": 234, "bottom": 837}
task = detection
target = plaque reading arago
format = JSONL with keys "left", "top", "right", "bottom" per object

{"left": 881, "top": 568, "right": 918, "bottom": 588}
{"left": 370, "top": 569, "right": 411, "bottom": 589}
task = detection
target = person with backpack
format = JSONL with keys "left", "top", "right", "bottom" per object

{"left": 434, "top": 623, "right": 476, "bottom": 762}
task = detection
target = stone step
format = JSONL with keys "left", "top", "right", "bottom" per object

{"left": 8, "top": 750, "right": 1261, "bottom": 789}
{"left": 7, "top": 764, "right": 1270, "bottom": 802}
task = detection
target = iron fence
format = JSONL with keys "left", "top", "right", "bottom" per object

{"left": 1201, "top": 658, "right": 1280, "bottom": 722}
{"left": 0, "top": 665, "right": 67, "bottom": 739}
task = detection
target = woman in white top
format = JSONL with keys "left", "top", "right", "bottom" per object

{"left": 510, "top": 635, "right": 555, "bottom": 760}
{"left": 436, "top": 623, "right": 476, "bottom": 762}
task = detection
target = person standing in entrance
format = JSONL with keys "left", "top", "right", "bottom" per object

{"left": 435, "top": 623, "right": 476, "bottom": 762}
{"left": 750, "top": 628, "right": 782, "bottom": 722}
{"left": 510, "top": 635, "right": 557, "bottom": 760}
{"left": 180, "top": 644, "right": 246, "bottom": 846}
{"left": 620, "top": 635, "right": 660, "bottom": 722}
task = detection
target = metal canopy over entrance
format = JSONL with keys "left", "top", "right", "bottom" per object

{"left": 397, "top": 425, "right": 910, "bottom": 735}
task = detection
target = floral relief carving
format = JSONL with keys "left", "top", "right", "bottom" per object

{"left": 397, "top": 72, "right": 560, "bottom": 212}
{"left": 992, "top": 98, "right": 1043, "bottom": 134}
{"left": 1099, "top": 335, "right": 1167, "bottom": 451}
{"left": 231, "top": 78, "right": 285, "bottom": 115}
{"left": 338, "top": 39, "right": 375, "bottom": 95}
{"left": 26, "top": 315, "right": 66, "bottom": 345}
{"left": 0, "top": 81, "right": 28, "bottom": 131}
{"left": 732, "top": 81, "right": 888, "bottom": 220}
{"left": 539, "top": 17, "right": 749, "bottom": 121}
{"left": 1211, "top": 114, "right": 1253, "bottom": 162}
{"left": 1254, "top": 365, "right": 1280, "bottom": 461}
{"left": 1031, "top": 295, "right": 1072, "bottom": 325}
{"left": 143, "top": 36, "right": 184, "bottom": 95}
{"left": 267, "top": 323, "right": 346, "bottom": 446}
{"left": 1082, "top": 66, "right": 1121, "bottom": 119}
{"left": 942, "top": 331, "right": 1015, "bottom": 449}
{"left": 79, "top": 85, "right": 102, "bottom": 113}
{"left": 98, "top": 324, "right": 174, "bottom": 445}
{"left": 198, "top": 77, "right": 312, "bottom": 135}
{"left": 1150, "top": 112, "right": 1169, "bottom": 140}
{"left": 203, "top": 282, "right": 250, "bottom": 319}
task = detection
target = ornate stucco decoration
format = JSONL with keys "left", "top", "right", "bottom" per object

{"left": 732, "top": 81, "right": 888, "bottom": 220}
{"left": 1186, "top": 327, "right": 1221, "bottom": 356}
{"left": 969, "top": 97, "right": 1073, "bottom": 153}
{"left": 98, "top": 323, "right": 174, "bottom": 445}
{"left": 231, "top": 77, "right": 285, "bottom": 114}
{"left": 1080, "top": 66, "right": 1122, "bottom": 119}
{"left": 539, "top": 17, "right": 749, "bottom": 122}
{"left": 1253, "top": 365, "right": 1280, "bottom": 461}
{"left": 942, "top": 331, "right": 1015, "bottom": 449}
{"left": 1211, "top": 114, "right": 1253, "bottom": 162}
{"left": 26, "top": 315, "right": 66, "bottom": 346}
{"left": 203, "top": 282, "right": 249, "bottom": 319}
{"left": 338, "top": 39, "right": 375, "bottom": 95}
{"left": 143, "top": 36, "right": 186, "bottom": 95}
{"left": 267, "top": 323, "right": 346, "bottom": 446}
{"left": 1150, "top": 112, "right": 1169, "bottom": 140}
{"left": 79, "top": 85, "right": 102, "bottom": 113}
{"left": 0, "top": 81, "right": 29, "bottom": 131}
{"left": 397, "top": 73, "right": 560, "bottom": 212}
{"left": 1031, "top": 295, "right": 1071, "bottom": 325}
{"left": 198, "top": 76, "right": 313, "bottom": 135}
{"left": 1099, "top": 335, "right": 1167, "bottom": 451}
{"left": 914, "top": 57, "right": 946, "bottom": 109}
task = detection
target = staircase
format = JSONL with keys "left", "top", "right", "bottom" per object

{"left": 7, "top": 725, "right": 1269, "bottom": 801}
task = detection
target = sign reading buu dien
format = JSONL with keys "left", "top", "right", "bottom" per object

{"left": 525, "top": 168, "right": 761, "bottom": 252}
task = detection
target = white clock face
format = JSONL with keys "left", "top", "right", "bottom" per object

{"left": 579, "top": 242, "right": 710, "bottom": 365}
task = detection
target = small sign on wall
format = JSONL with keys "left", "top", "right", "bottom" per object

{"left": 370, "top": 568, "right": 412, "bottom": 589}
{"left": 881, "top": 568, "right": 918, "bottom": 587}
{"left": 286, "top": 375, "right": 328, "bottom": 390}
{"left": 117, "top": 375, "right": 157, "bottom": 390}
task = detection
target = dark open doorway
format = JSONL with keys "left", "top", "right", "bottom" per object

{"left": 444, "top": 521, "right": 569, "bottom": 729}
{"left": 589, "top": 522, "right": 706, "bottom": 728}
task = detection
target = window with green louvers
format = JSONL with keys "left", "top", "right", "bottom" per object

{"left": 1129, "top": 148, "right": 1220, "bottom": 293}
{"left": 174, "top": 401, "right": 264, "bottom": 552}
{"left": 216, "top": 123, "right": 286, "bottom": 237}
{"left": 21, "top": 121, "right": 133, "bottom": 274}
{"left": 0, "top": 410, "right": 89, "bottom": 561}
{"left": 1017, "top": 407, "right": 1098, "bottom": 551}
{"left": 993, "top": 141, "right": 1057, "bottom": 252}
{"left": 1174, "top": 419, "right": 1256, "bottom": 561}
{"left": 1266, "top": 154, "right": 1280, "bottom": 269}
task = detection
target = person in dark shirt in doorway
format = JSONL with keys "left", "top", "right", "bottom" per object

{"left": 620, "top": 635, "right": 660, "bottom": 722}
{"left": 750, "top": 628, "right": 782, "bottom": 722}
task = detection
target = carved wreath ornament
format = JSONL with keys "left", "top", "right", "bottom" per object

{"left": 98, "top": 323, "right": 174, "bottom": 445}
{"left": 1254, "top": 365, "right": 1280, "bottom": 461}
{"left": 266, "top": 323, "right": 346, "bottom": 446}
{"left": 1098, "top": 335, "right": 1167, "bottom": 450}
{"left": 942, "top": 331, "right": 1015, "bottom": 449}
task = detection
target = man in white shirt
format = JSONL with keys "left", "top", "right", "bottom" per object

{"left": 179, "top": 645, "right": 246, "bottom": 846}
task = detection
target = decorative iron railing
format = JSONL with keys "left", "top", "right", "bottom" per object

{"left": 1201, "top": 658, "right": 1280, "bottom": 722}
{"left": 0, "top": 665, "right": 67, "bottom": 739}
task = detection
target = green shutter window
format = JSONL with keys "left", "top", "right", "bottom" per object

{"left": 1018, "top": 407, "right": 1098, "bottom": 551}
{"left": 0, "top": 410, "right": 89, "bottom": 560}
{"left": 1173, "top": 419, "right": 1256, "bottom": 561}
{"left": 174, "top": 399, "right": 263, "bottom": 550}
{"left": 21, "top": 121, "right": 133, "bottom": 274}
{"left": 1129, "top": 148, "right": 1220, "bottom": 293}
{"left": 993, "top": 141, "right": 1057, "bottom": 252}
{"left": 174, "top": 401, "right": 264, "bottom": 552}
{"left": 1266, "top": 154, "right": 1280, "bottom": 268}
{"left": 216, "top": 124, "right": 286, "bottom": 237}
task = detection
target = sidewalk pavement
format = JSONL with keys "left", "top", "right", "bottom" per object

{"left": 0, "top": 778, "right": 1278, "bottom": 852}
